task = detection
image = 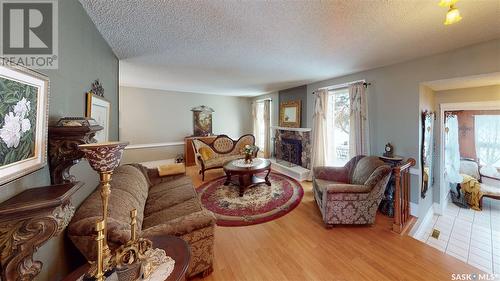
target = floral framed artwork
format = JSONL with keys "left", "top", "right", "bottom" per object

{"left": 86, "top": 92, "right": 110, "bottom": 142}
{"left": 279, "top": 100, "right": 301, "bottom": 128}
{"left": 0, "top": 59, "right": 50, "bottom": 185}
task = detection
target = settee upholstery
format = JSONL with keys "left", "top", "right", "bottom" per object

{"left": 192, "top": 134, "right": 258, "bottom": 180}
{"left": 67, "top": 164, "right": 216, "bottom": 277}
{"left": 312, "top": 156, "right": 392, "bottom": 226}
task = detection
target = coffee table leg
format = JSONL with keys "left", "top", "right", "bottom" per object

{"left": 239, "top": 175, "right": 245, "bottom": 197}
{"left": 224, "top": 171, "right": 231, "bottom": 186}
{"left": 265, "top": 168, "right": 271, "bottom": 186}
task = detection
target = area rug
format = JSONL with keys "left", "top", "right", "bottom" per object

{"left": 197, "top": 172, "right": 304, "bottom": 226}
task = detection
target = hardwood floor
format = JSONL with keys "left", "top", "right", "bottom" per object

{"left": 188, "top": 167, "right": 480, "bottom": 281}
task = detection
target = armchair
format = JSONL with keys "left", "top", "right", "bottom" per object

{"left": 312, "top": 156, "right": 392, "bottom": 226}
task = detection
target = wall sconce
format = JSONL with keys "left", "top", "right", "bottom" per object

{"left": 439, "top": 0, "right": 462, "bottom": 25}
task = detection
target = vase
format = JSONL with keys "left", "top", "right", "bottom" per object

{"left": 244, "top": 154, "right": 253, "bottom": 164}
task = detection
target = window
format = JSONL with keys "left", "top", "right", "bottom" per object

{"left": 475, "top": 115, "right": 500, "bottom": 177}
{"left": 255, "top": 102, "right": 266, "bottom": 150}
{"left": 326, "top": 88, "right": 350, "bottom": 166}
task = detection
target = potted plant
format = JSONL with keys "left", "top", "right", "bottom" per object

{"left": 243, "top": 145, "right": 257, "bottom": 164}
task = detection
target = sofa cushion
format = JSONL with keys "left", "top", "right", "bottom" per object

{"left": 143, "top": 197, "right": 204, "bottom": 229}
{"left": 351, "top": 156, "right": 385, "bottom": 185}
{"left": 67, "top": 164, "right": 150, "bottom": 261}
{"left": 142, "top": 209, "right": 216, "bottom": 241}
{"left": 212, "top": 137, "right": 234, "bottom": 153}
{"left": 144, "top": 176, "right": 196, "bottom": 216}
{"left": 205, "top": 154, "right": 242, "bottom": 168}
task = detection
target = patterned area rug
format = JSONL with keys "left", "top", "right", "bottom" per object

{"left": 197, "top": 172, "right": 304, "bottom": 226}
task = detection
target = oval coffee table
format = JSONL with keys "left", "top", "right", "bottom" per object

{"left": 223, "top": 158, "right": 271, "bottom": 197}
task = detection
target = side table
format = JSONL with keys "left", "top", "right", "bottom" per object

{"left": 378, "top": 155, "right": 404, "bottom": 217}
{"left": 63, "top": 235, "right": 190, "bottom": 281}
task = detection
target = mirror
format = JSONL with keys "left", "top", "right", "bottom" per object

{"left": 279, "top": 100, "right": 301, "bottom": 128}
{"left": 421, "top": 110, "right": 435, "bottom": 198}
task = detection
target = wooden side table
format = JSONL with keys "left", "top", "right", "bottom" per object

{"left": 63, "top": 235, "right": 190, "bottom": 281}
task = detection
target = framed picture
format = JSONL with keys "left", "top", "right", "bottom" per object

{"left": 86, "top": 93, "right": 110, "bottom": 142}
{"left": 0, "top": 59, "right": 50, "bottom": 185}
{"left": 280, "top": 100, "right": 301, "bottom": 128}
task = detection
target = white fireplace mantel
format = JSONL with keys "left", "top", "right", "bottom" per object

{"left": 271, "top": 126, "right": 312, "bottom": 132}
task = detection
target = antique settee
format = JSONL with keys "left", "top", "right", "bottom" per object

{"left": 312, "top": 156, "right": 392, "bottom": 226}
{"left": 67, "top": 164, "right": 216, "bottom": 277}
{"left": 192, "top": 134, "right": 258, "bottom": 180}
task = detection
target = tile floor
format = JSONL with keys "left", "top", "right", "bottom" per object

{"left": 416, "top": 198, "right": 500, "bottom": 274}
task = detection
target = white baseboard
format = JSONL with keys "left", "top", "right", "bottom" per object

{"left": 410, "top": 203, "right": 435, "bottom": 238}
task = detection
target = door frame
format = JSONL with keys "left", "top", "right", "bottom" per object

{"left": 438, "top": 100, "right": 500, "bottom": 214}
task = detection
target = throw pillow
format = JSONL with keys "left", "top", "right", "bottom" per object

{"left": 199, "top": 147, "right": 213, "bottom": 161}
{"left": 157, "top": 163, "right": 185, "bottom": 177}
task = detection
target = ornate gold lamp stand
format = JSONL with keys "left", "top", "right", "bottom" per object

{"left": 78, "top": 141, "right": 129, "bottom": 280}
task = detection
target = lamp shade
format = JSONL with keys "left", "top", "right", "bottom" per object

{"left": 78, "top": 141, "right": 129, "bottom": 173}
{"left": 444, "top": 6, "right": 462, "bottom": 25}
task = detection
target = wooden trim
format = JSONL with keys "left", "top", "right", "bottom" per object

{"left": 392, "top": 158, "right": 416, "bottom": 234}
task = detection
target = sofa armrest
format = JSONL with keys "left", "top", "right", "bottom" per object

{"left": 141, "top": 209, "right": 216, "bottom": 238}
{"left": 147, "top": 168, "right": 186, "bottom": 186}
{"left": 313, "top": 166, "right": 349, "bottom": 183}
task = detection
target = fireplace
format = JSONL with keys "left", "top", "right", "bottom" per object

{"left": 279, "top": 138, "right": 302, "bottom": 166}
{"left": 273, "top": 126, "right": 311, "bottom": 169}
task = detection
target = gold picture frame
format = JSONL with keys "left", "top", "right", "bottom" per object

{"left": 279, "top": 100, "right": 301, "bottom": 128}
{"left": 86, "top": 92, "right": 110, "bottom": 142}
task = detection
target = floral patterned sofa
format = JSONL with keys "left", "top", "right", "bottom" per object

{"left": 312, "top": 156, "right": 392, "bottom": 226}
{"left": 192, "top": 134, "right": 258, "bottom": 180}
{"left": 67, "top": 164, "right": 216, "bottom": 278}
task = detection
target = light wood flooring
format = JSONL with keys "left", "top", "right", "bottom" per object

{"left": 188, "top": 167, "right": 481, "bottom": 281}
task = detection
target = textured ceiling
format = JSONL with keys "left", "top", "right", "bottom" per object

{"left": 80, "top": 0, "right": 500, "bottom": 96}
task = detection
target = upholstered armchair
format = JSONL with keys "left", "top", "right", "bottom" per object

{"left": 312, "top": 156, "right": 392, "bottom": 226}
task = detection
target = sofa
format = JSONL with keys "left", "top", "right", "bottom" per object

{"left": 192, "top": 134, "right": 258, "bottom": 180}
{"left": 67, "top": 164, "right": 216, "bottom": 278}
{"left": 312, "top": 156, "right": 392, "bottom": 226}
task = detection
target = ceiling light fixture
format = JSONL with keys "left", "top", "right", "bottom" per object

{"left": 440, "top": 0, "right": 462, "bottom": 25}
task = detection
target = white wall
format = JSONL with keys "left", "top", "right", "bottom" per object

{"left": 119, "top": 86, "right": 252, "bottom": 162}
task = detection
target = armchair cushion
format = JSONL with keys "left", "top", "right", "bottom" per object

{"left": 327, "top": 184, "right": 372, "bottom": 194}
{"left": 351, "top": 156, "right": 386, "bottom": 185}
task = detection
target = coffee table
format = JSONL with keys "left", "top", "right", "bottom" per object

{"left": 223, "top": 158, "right": 271, "bottom": 197}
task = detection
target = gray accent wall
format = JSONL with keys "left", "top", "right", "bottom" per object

{"left": 278, "top": 85, "right": 307, "bottom": 127}
{"left": 0, "top": 0, "right": 119, "bottom": 280}
{"left": 306, "top": 39, "right": 500, "bottom": 211}
{"left": 119, "top": 86, "right": 253, "bottom": 163}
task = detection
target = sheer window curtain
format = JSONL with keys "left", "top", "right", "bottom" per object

{"left": 252, "top": 100, "right": 271, "bottom": 158}
{"left": 475, "top": 115, "right": 500, "bottom": 177}
{"left": 311, "top": 89, "right": 329, "bottom": 168}
{"left": 445, "top": 114, "right": 463, "bottom": 184}
{"left": 348, "top": 83, "right": 369, "bottom": 158}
